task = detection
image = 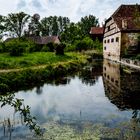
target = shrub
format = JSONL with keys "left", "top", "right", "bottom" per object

{"left": 55, "top": 43, "right": 66, "bottom": 55}
{"left": 27, "top": 44, "right": 43, "bottom": 52}
{"left": 74, "top": 37, "right": 95, "bottom": 52}
{"left": 0, "top": 42, "right": 6, "bottom": 52}
{"left": 82, "top": 37, "right": 94, "bottom": 49}
{"left": 64, "top": 43, "right": 76, "bottom": 52}
{"left": 41, "top": 45, "right": 49, "bottom": 52}
{"left": 5, "top": 39, "right": 28, "bottom": 56}
{"left": 47, "top": 42, "right": 55, "bottom": 52}
{"left": 75, "top": 40, "right": 87, "bottom": 52}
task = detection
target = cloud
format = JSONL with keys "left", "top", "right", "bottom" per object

{"left": 0, "top": 0, "right": 140, "bottom": 23}
{"left": 17, "top": 0, "right": 26, "bottom": 9}
{"left": 31, "top": 0, "right": 43, "bottom": 10}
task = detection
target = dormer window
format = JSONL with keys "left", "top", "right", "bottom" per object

{"left": 122, "top": 19, "right": 127, "bottom": 29}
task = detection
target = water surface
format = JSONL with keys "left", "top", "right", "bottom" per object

{"left": 0, "top": 60, "right": 140, "bottom": 140}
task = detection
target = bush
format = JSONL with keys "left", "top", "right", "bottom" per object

{"left": 74, "top": 37, "right": 95, "bottom": 52}
{"left": 55, "top": 43, "right": 66, "bottom": 55}
{"left": 64, "top": 43, "right": 76, "bottom": 52}
{"left": 27, "top": 44, "right": 42, "bottom": 52}
{"left": 41, "top": 45, "right": 49, "bottom": 52}
{"left": 75, "top": 40, "right": 87, "bottom": 52}
{"left": 47, "top": 42, "right": 55, "bottom": 52}
{"left": 0, "top": 43, "right": 4, "bottom": 52}
{"left": 5, "top": 39, "right": 28, "bottom": 56}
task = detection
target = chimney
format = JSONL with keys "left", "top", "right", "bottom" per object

{"left": 122, "top": 19, "right": 127, "bottom": 29}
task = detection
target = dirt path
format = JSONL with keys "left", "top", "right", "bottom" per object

{"left": 0, "top": 65, "right": 48, "bottom": 73}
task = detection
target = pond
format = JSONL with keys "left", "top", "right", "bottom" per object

{"left": 0, "top": 59, "right": 140, "bottom": 140}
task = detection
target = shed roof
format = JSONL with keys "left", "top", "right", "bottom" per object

{"left": 28, "top": 36, "right": 60, "bottom": 44}
{"left": 90, "top": 27, "right": 104, "bottom": 35}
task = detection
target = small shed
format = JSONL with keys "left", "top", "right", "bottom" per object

{"left": 90, "top": 27, "right": 104, "bottom": 42}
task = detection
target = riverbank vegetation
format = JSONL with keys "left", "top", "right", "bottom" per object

{"left": 0, "top": 52, "right": 87, "bottom": 69}
{"left": 0, "top": 12, "right": 102, "bottom": 69}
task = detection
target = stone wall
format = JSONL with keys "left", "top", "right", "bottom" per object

{"left": 121, "top": 33, "right": 139, "bottom": 57}
{"left": 121, "top": 58, "right": 140, "bottom": 67}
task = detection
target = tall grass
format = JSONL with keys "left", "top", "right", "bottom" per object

{"left": 0, "top": 52, "right": 86, "bottom": 69}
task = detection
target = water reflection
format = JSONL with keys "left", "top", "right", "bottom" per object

{"left": 103, "top": 59, "right": 140, "bottom": 140}
{"left": 103, "top": 59, "right": 140, "bottom": 110}
{"left": 0, "top": 60, "right": 140, "bottom": 139}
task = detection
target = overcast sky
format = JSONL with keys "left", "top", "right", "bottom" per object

{"left": 0, "top": 0, "right": 140, "bottom": 24}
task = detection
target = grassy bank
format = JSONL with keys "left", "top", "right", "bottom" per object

{"left": 0, "top": 52, "right": 87, "bottom": 69}
{"left": 0, "top": 54, "right": 88, "bottom": 93}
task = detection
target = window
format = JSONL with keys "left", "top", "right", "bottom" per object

{"left": 116, "top": 37, "right": 119, "bottom": 42}
{"left": 111, "top": 38, "right": 114, "bottom": 42}
{"left": 108, "top": 26, "right": 110, "bottom": 31}
{"left": 107, "top": 39, "right": 110, "bottom": 43}
{"left": 104, "top": 46, "right": 106, "bottom": 50}
{"left": 104, "top": 40, "right": 106, "bottom": 43}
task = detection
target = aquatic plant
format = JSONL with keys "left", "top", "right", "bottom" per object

{"left": 0, "top": 93, "right": 43, "bottom": 136}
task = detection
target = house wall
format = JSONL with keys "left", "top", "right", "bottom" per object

{"left": 121, "top": 33, "right": 139, "bottom": 57}
{"left": 103, "top": 18, "right": 121, "bottom": 61}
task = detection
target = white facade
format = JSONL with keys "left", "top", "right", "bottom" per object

{"left": 103, "top": 18, "right": 122, "bottom": 61}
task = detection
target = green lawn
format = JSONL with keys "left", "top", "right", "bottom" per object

{"left": 0, "top": 52, "right": 86, "bottom": 69}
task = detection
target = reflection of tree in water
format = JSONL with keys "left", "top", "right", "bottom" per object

{"left": 78, "top": 66, "right": 102, "bottom": 86}
{"left": 0, "top": 93, "right": 43, "bottom": 139}
{"left": 53, "top": 77, "right": 71, "bottom": 86}
{"left": 36, "top": 86, "right": 43, "bottom": 95}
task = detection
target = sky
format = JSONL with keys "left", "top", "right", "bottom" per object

{"left": 0, "top": 0, "right": 140, "bottom": 24}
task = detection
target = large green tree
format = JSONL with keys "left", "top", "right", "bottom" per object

{"left": 40, "top": 16, "right": 70, "bottom": 36}
{"left": 78, "top": 15, "right": 99, "bottom": 37}
{"left": 5, "top": 12, "right": 30, "bottom": 38}
{"left": 28, "top": 14, "right": 41, "bottom": 36}
{"left": 0, "top": 15, "right": 6, "bottom": 39}
{"left": 60, "top": 22, "right": 82, "bottom": 43}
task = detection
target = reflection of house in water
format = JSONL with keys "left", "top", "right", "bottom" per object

{"left": 103, "top": 59, "right": 140, "bottom": 139}
{"left": 103, "top": 59, "right": 140, "bottom": 110}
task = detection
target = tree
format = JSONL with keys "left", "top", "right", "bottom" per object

{"left": 40, "top": 17, "right": 49, "bottom": 36}
{"left": 28, "top": 14, "right": 41, "bottom": 36}
{"left": 60, "top": 22, "right": 82, "bottom": 43}
{"left": 40, "top": 16, "right": 70, "bottom": 36}
{"left": 78, "top": 15, "right": 99, "bottom": 37}
{"left": 5, "top": 12, "right": 30, "bottom": 38}
{"left": 0, "top": 15, "right": 6, "bottom": 39}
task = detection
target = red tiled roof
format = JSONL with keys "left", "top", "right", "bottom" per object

{"left": 4, "top": 36, "right": 60, "bottom": 44}
{"left": 90, "top": 27, "right": 104, "bottom": 34}
{"left": 28, "top": 36, "right": 60, "bottom": 44}
{"left": 111, "top": 4, "right": 140, "bottom": 31}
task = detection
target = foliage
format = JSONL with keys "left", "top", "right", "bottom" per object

{"left": 5, "top": 39, "right": 27, "bottom": 56}
{"left": 0, "top": 94, "right": 43, "bottom": 136}
{"left": 75, "top": 37, "right": 95, "bottom": 52}
{"left": 0, "top": 52, "right": 87, "bottom": 69}
{"left": 64, "top": 43, "right": 76, "bottom": 52}
{"left": 5, "top": 12, "right": 30, "bottom": 37}
{"left": 41, "top": 45, "right": 49, "bottom": 52}
{"left": 78, "top": 15, "right": 99, "bottom": 36}
{"left": 47, "top": 42, "right": 55, "bottom": 52}
{"left": 60, "top": 22, "right": 82, "bottom": 44}
{"left": 0, "top": 15, "right": 6, "bottom": 39}
{"left": 40, "top": 16, "right": 70, "bottom": 36}
{"left": 55, "top": 43, "right": 66, "bottom": 55}
{"left": 0, "top": 53, "right": 87, "bottom": 93}
{"left": 0, "top": 42, "right": 5, "bottom": 52}
{"left": 27, "top": 14, "right": 41, "bottom": 36}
